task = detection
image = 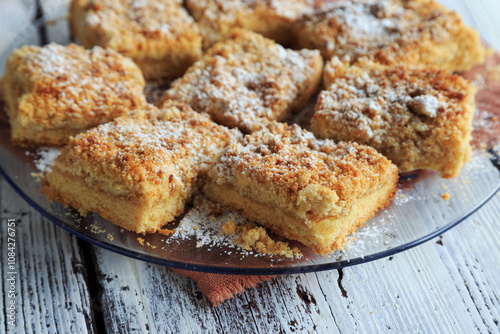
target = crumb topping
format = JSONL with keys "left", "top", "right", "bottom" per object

{"left": 407, "top": 94, "right": 440, "bottom": 118}
{"left": 315, "top": 57, "right": 469, "bottom": 144}
{"left": 187, "top": 0, "right": 313, "bottom": 46}
{"left": 163, "top": 30, "right": 321, "bottom": 132}
{"left": 312, "top": 58, "right": 475, "bottom": 177}
{"left": 209, "top": 122, "right": 394, "bottom": 211}
{"left": 11, "top": 43, "right": 145, "bottom": 127}
{"left": 62, "top": 105, "right": 239, "bottom": 186}
{"left": 82, "top": 0, "right": 200, "bottom": 56}
{"left": 296, "top": 0, "right": 468, "bottom": 63}
{"left": 222, "top": 220, "right": 303, "bottom": 258}
{"left": 197, "top": 0, "right": 312, "bottom": 21}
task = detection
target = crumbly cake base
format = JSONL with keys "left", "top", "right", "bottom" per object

{"left": 70, "top": 0, "right": 202, "bottom": 81}
{"left": 185, "top": 0, "right": 313, "bottom": 48}
{"left": 162, "top": 30, "right": 323, "bottom": 133}
{"left": 312, "top": 58, "right": 476, "bottom": 178}
{"left": 293, "top": 0, "right": 484, "bottom": 72}
{"left": 2, "top": 43, "right": 146, "bottom": 146}
{"left": 43, "top": 166, "right": 188, "bottom": 233}
{"left": 5, "top": 89, "right": 95, "bottom": 146}
{"left": 7, "top": 121, "right": 90, "bottom": 147}
{"left": 204, "top": 176, "right": 398, "bottom": 255}
{"left": 134, "top": 53, "right": 202, "bottom": 83}
{"left": 41, "top": 105, "right": 239, "bottom": 234}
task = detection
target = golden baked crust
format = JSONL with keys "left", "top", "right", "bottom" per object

{"left": 160, "top": 30, "right": 323, "bottom": 133}
{"left": 186, "top": 0, "right": 313, "bottom": 48}
{"left": 312, "top": 57, "right": 476, "bottom": 178}
{"left": 2, "top": 43, "right": 145, "bottom": 146}
{"left": 293, "top": 0, "right": 484, "bottom": 72}
{"left": 203, "top": 122, "right": 399, "bottom": 254}
{"left": 70, "top": 0, "right": 202, "bottom": 81}
{"left": 41, "top": 104, "right": 240, "bottom": 233}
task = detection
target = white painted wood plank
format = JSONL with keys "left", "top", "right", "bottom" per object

{"left": 0, "top": 0, "right": 36, "bottom": 54}
{"left": 0, "top": 178, "right": 95, "bottom": 333}
{"left": 440, "top": 201, "right": 500, "bottom": 331}
{"left": 93, "top": 246, "right": 222, "bottom": 334}
{"left": 90, "top": 0, "right": 500, "bottom": 333}
{"left": 40, "top": 0, "right": 72, "bottom": 45}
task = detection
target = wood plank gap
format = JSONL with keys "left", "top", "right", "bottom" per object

{"left": 34, "top": 0, "right": 48, "bottom": 45}
{"left": 313, "top": 273, "right": 342, "bottom": 333}
{"left": 336, "top": 269, "right": 348, "bottom": 298}
{"left": 241, "top": 293, "right": 264, "bottom": 334}
{"left": 77, "top": 239, "right": 107, "bottom": 334}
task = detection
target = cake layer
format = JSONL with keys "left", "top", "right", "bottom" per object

{"left": 293, "top": 0, "right": 484, "bottom": 72}
{"left": 161, "top": 30, "right": 323, "bottom": 133}
{"left": 186, "top": 0, "right": 313, "bottom": 48}
{"left": 312, "top": 57, "right": 476, "bottom": 178}
{"left": 204, "top": 178, "right": 397, "bottom": 255}
{"left": 42, "top": 104, "right": 240, "bottom": 233}
{"left": 70, "top": 0, "right": 202, "bottom": 81}
{"left": 43, "top": 166, "right": 187, "bottom": 233}
{"left": 203, "top": 122, "right": 399, "bottom": 254}
{"left": 2, "top": 43, "right": 146, "bottom": 146}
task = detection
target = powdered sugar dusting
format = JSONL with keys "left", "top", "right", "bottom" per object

{"left": 71, "top": 108, "right": 239, "bottom": 183}
{"left": 164, "top": 30, "right": 320, "bottom": 133}
{"left": 162, "top": 197, "right": 287, "bottom": 258}
{"left": 17, "top": 43, "right": 145, "bottom": 128}
{"left": 84, "top": 0, "right": 195, "bottom": 43}
{"left": 299, "top": 0, "right": 463, "bottom": 64}
{"left": 33, "top": 148, "right": 61, "bottom": 172}
{"left": 342, "top": 222, "right": 392, "bottom": 259}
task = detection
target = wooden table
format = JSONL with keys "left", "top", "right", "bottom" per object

{"left": 1, "top": 1, "right": 500, "bottom": 333}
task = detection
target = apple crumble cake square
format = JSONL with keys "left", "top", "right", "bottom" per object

{"left": 70, "top": 0, "right": 202, "bottom": 81}
{"left": 312, "top": 57, "right": 476, "bottom": 178}
{"left": 160, "top": 30, "right": 323, "bottom": 133}
{"left": 293, "top": 0, "right": 484, "bottom": 72}
{"left": 203, "top": 122, "right": 399, "bottom": 255}
{"left": 2, "top": 43, "right": 145, "bottom": 146}
{"left": 42, "top": 103, "right": 240, "bottom": 233}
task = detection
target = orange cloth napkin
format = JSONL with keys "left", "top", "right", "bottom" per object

{"left": 172, "top": 269, "right": 275, "bottom": 306}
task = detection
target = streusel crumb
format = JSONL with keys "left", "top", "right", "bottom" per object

{"left": 293, "top": 0, "right": 484, "bottom": 72}
{"left": 312, "top": 57, "right": 476, "bottom": 178}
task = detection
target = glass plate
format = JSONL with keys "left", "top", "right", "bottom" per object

{"left": 1, "top": 19, "right": 500, "bottom": 275}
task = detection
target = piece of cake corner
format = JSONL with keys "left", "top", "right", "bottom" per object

{"left": 2, "top": 43, "right": 146, "bottom": 147}
{"left": 160, "top": 29, "right": 323, "bottom": 133}
{"left": 41, "top": 103, "right": 240, "bottom": 234}
{"left": 293, "top": 0, "right": 484, "bottom": 72}
{"left": 70, "top": 0, "right": 202, "bottom": 81}
{"left": 312, "top": 57, "right": 476, "bottom": 178}
{"left": 185, "top": 0, "right": 314, "bottom": 48}
{"left": 203, "top": 122, "right": 399, "bottom": 255}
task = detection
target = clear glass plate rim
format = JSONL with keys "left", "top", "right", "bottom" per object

{"left": 2, "top": 17, "right": 500, "bottom": 275}
{"left": 2, "top": 163, "right": 499, "bottom": 275}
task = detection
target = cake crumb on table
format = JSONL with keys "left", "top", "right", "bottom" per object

{"left": 222, "top": 221, "right": 302, "bottom": 259}
{"left": 158, "top": 229, "right": 175, "bottom": 236}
